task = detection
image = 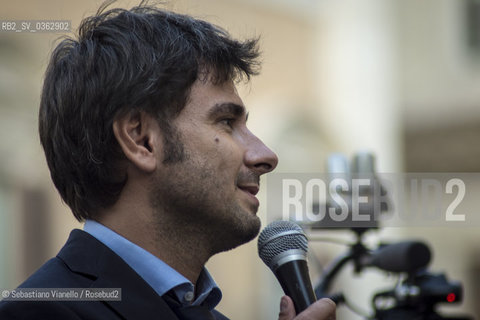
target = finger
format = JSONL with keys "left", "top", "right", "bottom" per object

{"left": 295, "top": 298, "right": 336, "bottom": 320}
{"left": 277, "top": 296, "right": 296, "bottom": 320}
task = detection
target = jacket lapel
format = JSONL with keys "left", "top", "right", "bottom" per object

{"left": 58, "top": 229, "right": 179, "bottom": 320}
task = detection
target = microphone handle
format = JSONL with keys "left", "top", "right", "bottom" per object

{"left": 274, "top": 260, "right": 317, "bottom": 314}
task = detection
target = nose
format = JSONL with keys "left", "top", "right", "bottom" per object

{"left": 243, "top": 130, "right": 278, "bottom": 175}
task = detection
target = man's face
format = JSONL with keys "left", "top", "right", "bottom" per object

{"left": 150, "top": 77, "right": 278, "bottom": 254}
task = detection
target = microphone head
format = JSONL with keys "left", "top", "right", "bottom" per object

{"left": 257, "top": 220, "right": 308, "bottom": 272}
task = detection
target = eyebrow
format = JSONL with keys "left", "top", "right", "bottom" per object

{"left": 208, "top": 102, "right": 249, "bottom": 122}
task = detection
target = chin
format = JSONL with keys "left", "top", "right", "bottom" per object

{"left": 235, "top": 216, "right": 261, "bottom": 245}
{"left": 213, "top": 214, "right": 261, "bottom": 254}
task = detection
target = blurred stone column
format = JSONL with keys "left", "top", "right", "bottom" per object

{"left": 314, "top": 0, "right": 402, "bottom": 172}
{"left": 312, "top": 1, "right": 401, "bottom": 318}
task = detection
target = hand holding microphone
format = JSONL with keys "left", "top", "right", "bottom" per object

{"left": 278, "top": 296, "right": 336, "bottom": 320}
{"left": 258, "top": 220, "right": 336, "bottom": 319}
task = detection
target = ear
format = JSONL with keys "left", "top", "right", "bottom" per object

{"left": 113, "top": 110, "right": 160, "bottom": 173}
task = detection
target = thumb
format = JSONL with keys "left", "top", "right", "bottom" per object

{"left": 296, "top": 298, "right": 336, "bottom": 320}
{"left": 278, "top": 296, "right": 296, "bottom": 320}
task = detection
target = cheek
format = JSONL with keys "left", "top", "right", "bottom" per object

{"left": 212, "top": 136, "right": 244, "bottom": 172}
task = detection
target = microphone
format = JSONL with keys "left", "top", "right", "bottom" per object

{"left": 258, "top": 220, "right": 316, "bottom": 314}
{"left": 364, "top": 241, "right": 432, "bottom": 273}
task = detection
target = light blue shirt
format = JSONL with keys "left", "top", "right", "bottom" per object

{"left": 83, "top": 220, "right": 222, "bottom": 309}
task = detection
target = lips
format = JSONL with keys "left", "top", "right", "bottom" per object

{"left": 237, "top": 185, "right": 259, "bottom": 196}
{"left": 236, "top": 172, "right": 261, "bottom": 209}
{"left": 237, "top": 184, "right": 260, "bottom": 210}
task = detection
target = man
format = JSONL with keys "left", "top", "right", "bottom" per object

{"left": 0, "top": 3, "right": 335, "bottom": 319}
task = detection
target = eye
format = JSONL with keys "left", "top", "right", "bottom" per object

{"left": 220, "top": 118, "right": 235, "bottom": 128}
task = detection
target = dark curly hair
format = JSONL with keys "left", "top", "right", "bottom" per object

{"left": 39, "top": 1, "right": 261, "bottom": 221}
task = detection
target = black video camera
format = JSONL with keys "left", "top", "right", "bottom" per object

{"left": 373, "top": 271, "right": 468, "bottom": 320}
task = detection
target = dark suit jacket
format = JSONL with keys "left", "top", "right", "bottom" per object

{"left": 0, "top": 230, "right": 229, "bottom": 320}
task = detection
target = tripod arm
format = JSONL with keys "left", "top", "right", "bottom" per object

{"left": 314, "top": 252, "right": 353, "bottom": 298}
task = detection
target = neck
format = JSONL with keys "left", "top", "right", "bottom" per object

{"left": 96, "top": 200, "right": 213, "bottom": 285}
{"left": 150, "top": 215, "right": 214, "bottom": 284}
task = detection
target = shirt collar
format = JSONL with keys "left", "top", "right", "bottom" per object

{"left": 83, "top": 219, "right": 222, "bottom": 309}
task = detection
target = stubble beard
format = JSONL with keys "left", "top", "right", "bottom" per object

{"left": 149, "top": 130, "right": 261, "bottom": 257}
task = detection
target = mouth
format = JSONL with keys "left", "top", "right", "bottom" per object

{"left": 236, "top": 171, "right": 261, "bottom": 210}
{"left": 237, "top": 184, "right": 260, "bottom": 210}
{"left": 237, "top": 185, "right": 259, "bottom": 196}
